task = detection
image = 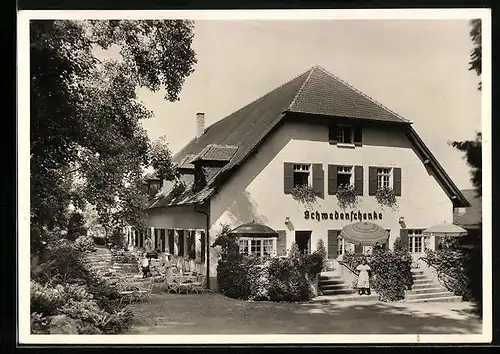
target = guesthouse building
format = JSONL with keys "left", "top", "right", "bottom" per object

{"left": 125, "top": 66, "right": 470, "bottom": 290}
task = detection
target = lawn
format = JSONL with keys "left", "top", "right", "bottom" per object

{"left": 126, "top": 292, "right": 482, "bottom": 335}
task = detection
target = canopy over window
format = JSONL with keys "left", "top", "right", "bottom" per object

{"left": 228, "top": 221, "right": 278, "bottom": 238}
{"left": 340, "top": 221, "right": 388, "bottom": 246}
{"left": 423, "top": 223, "right": 468, "bottom": 237}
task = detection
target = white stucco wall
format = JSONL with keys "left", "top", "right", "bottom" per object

{"left": 146, "top": 205, "right": 206, "bottom": 230}
{"left": 209, "top": 119, "right": 453, "bottom": 277}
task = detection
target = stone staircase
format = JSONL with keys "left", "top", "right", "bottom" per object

{"left": 405, "top": 267, "right": 462, "bottom": 303}
{"left": 316, "top": 266, "right": 462, "bottom": 303}
{"left": 318, "top": 272, "right": 379, "bottom": 302}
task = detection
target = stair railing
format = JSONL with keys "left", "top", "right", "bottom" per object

{"left": 417, "top": 256, "right": 468, "bottom": 298}
{"left": 337, "top": 261, "right": 360, "bottom": 289}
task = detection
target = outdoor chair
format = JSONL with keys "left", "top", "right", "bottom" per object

{"left": 188, "top": 273, "right": 206, "bottom": 294}
{"left": 134, "top": 278, "right": 155, "bottom": 302}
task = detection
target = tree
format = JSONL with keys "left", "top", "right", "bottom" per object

{"left": 451, "top": 19, "right": 482, "bottom": 197}
{"left": 30, "top": 20, "right": 197, "bottom": 240}
{"left": 66, "top": 211, "right": 87, "bottom": 241}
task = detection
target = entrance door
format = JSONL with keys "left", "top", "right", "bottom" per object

{"left": 295, "top": 231, "right": 312, "bottom": 254}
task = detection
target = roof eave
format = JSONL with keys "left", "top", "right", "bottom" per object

{"left": 406, "top": 126, "right": 471, "bottom": 208}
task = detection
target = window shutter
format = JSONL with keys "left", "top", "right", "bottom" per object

{"left": 354, "top": 243, "right": 363, "bottom": 254}
{"left": 393, "top": 167, "right": 402, "bottom": 196}
{"left": 168, "top": 229, "right": 175, "bottom": 254}
{"left": 368, "top": 166, "right": 378, "bottom": 196}
{"left": 284, "top": 162, "right": 294, "bottom": 194}
{"left": 277, "top": 230, "right": 287, "bottom": 256}
{"left": 154, "top": 229, "right": 159, "bottom": 249}
{"left": 200, "top": 231, "right": 206, "bottom": 263}
{"left": 354, "top": 166, "right": 364, "bottom": 196}
{"left": 354, "top": 126, "right": 363, "bottom": 146}
{"left": 399, "top": 229, "right": 409, "bottom": 251}
{"left": 328, "top": 123, "right": 338, "bottom": 144}
{"left": 160, "top": 229, "right": 166, "bottom": 252}
{"left": 312, "top": 163, "right": 324, "bottom": 199}
{"left": 328, "top": 164, "right": 338, "bottom": 195}
{"left": 327, "top": 230, "right": 339, "bottom": 259}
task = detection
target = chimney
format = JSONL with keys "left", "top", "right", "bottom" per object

{"left": 196, "top": 112, "right": 205, "bottom": 138}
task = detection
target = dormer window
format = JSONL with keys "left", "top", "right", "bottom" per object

{"left": 337, "top": 126, "right": 353, "bottom": 144}
{"left": 329, "top": 123, "right": 362, "bottom": 146}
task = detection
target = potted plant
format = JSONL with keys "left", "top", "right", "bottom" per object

{"left": 375, "top": 186, "right": 397, "bottom": 210}
{"left": 291, "top": 184, "right": 317, "bottom": 206}
{"left": 336, "top": 184, "right": 359, "bottom": 210}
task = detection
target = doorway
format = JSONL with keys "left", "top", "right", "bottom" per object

{"left": 295, "top": 231, "right": 312, "bottom": 254}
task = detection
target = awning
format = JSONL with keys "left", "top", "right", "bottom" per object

{"left": 423, "top": 223, "right": 468, "bottom": 237}
{"left": 340, "top": 221, "right": 388, "bottom": 246}
{"left": 228, "top": 221, "right": 279, "bottom": 238}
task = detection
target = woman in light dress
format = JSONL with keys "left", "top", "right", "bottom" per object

{"left": 356, "top": 257, "right": 372, "bottom": 295}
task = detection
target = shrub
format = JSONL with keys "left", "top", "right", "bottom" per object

{"left": 267, "top": 256, "right": 311, "bottom": 302}
{"left": 109, "top": 229, "right": 126, "bottom": 249}
{"left": 341, "top": 251, "right": 366, "bottom": 270}
{"left": 303, "top": 252, "right": 324, "bottom": 276}
{"left": 421, "top": 243, "right": 472, "bottom": 301}
{"left": 370, "top": 244, "right": 413, "bottom": 302}
{"left": 31, "top": 281, "right": 68, "bottom": 316}
{"left": 66, "top": 212, "right": 87, "bottom": 241}
{"left": 93, "top": 236, "right": 107, "bottom": 246}
{"left": 31, "top": 312, "right": 50, "bottom": 334}
{"left": 74, "top": 235, "right": 97, "bottom": 253}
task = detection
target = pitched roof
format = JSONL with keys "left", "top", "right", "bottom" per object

{"left": 192, "top": 144, "right": 239, "bottom": 162}
{"left": 453, "top": 189, "right": 482, "bottom": 227}
{"left": 149, "top": 65, "right": 468, "bottom": 209}
{"left": 289, "top": 66, "right": 410, "bottom": 123}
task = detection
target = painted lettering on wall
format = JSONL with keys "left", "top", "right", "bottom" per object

{"left": 304, "top": 210, "right": 383, "bottom": 222}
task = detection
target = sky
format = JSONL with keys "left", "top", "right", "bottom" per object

{"left": 135, "top": 19, "right": 482, "bottom": 191}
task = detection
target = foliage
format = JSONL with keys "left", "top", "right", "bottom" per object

{"left": 336, "top": 184, "right": 359, "bottom": 210}
{"left": 451, "top": 132, "right": 482, "bottom": 197}
{"left": 108, "top": 229, "right": 126, "bottom": 249}
{"left": 341, "top": 251, "right": 367, "bottom": 271}
{"left": 216, "top": 253, "right": 257, "bottom": 300}
{"left": 31, "top": 312, "right": 50, "bottom": 334}
{"left": 216, "top": 244, "right": 315, "bottom": 303}
{"left": 211, "top": 223, "right": 238, "bottom": 256}
{"left": 469, "top": 19, "right": 482, "bottom": 90}
{"left": 315, "top": 239, "right": 327, "bottom": 266}
{"left": 420, "top": 235, "right": 479, "bottom": 303}
{"left": 30, "top": 236, "right": 133, "bottom": 333}
{"left": 267, "top": 256, "right": 312, "bottom": 302}
{"left": 291, "top": 185, "right": 317, "bottom": 205}
{"left": 449, "top": 20, "right": 482, "bottom": 197}
{"left": 31, "top": 19, "right": 196, "bottom": 235}
{"left": 375, "top": 187, "right": 397, "bottom": 209}
{"left": 370, "top": 241, "right": 413, "bottom": 302}
{"left": 74, "top": 235, "right": 97, "bottom": 253}
{"left": 66, "top": 212, "right": 87, "bottom": 241}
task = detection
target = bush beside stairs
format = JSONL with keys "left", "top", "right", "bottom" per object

{"left": 405, "top": 267, "right": 461, "bottom": 303}
{"left": 316, "top": 266, "right": 462, "bottom": 303}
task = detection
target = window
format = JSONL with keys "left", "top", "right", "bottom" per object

{"left": 337, "top": 126, "right": 354, "bottom": 144}
{"left": 408, "top": 229, "right": 429, "bottom": 254}
{"left": 238, "top": 238, "right": 276, "bottom": 257}
{"left": 293, "top": 164, "right": 311, "bottom": 187}
{"left": 337, "top": 236, "right": 344, "bottom": 256}
{"left": 337, "top": 166, "right": 353, "bottom": 188}
{"left": 377, "top": 168, "right": 391, "bottom": 189}
{"left": 238, "top": 239, "right": 249, "bottom": 255}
